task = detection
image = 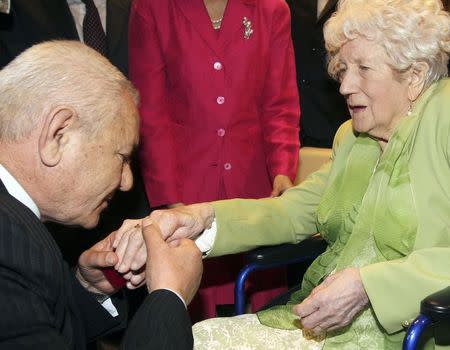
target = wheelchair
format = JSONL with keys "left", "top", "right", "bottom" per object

{"left": 234, "top": 148, "right": 450, "bottom": 349}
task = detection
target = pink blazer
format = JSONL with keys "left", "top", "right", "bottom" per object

{"left": 129, "top": 0, "right": 300, "bottom": 207}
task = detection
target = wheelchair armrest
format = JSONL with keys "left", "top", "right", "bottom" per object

{"left": 245, "top": 235, "right": 327, "bottom": 266}
{"left": 421, "top": 286, "right": 450, "bottom": 322}
{"left": 235, "top": 235, "right": 327, "bottom": 315}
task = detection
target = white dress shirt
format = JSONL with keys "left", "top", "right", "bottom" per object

{"left": 0, "top": 164, "right": 40, "bottom": 218}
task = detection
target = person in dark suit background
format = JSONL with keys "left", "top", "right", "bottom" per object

{"left": 0, "top": 0, "right": 150, "bottom": 267}
{"left": 0, "top": 0, "right": 9, "bottom": 14}
{"left": 0, "top": 41, "right": 201, "bottom": 350}
{"left": 287, "top": 0, "right": 350, "bottom": 148}
{"left": 0, "top": 0, "right": 128, "bottom": 74}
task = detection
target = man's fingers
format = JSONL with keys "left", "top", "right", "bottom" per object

{"left": 82, "top": 249, "right": 117, "bottom": 269}
{"left": 142, "top": 220, "right": 166, "bottom": 249}
{"left": 88, "top": 233, "right": 113, "bottom": 252}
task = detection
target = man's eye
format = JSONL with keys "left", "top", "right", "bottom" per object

{"left": 359, "top": 65, "right": 370, "bottom": 71}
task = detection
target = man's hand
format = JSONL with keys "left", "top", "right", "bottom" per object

{"left": 143, "top": 217, "right": 203, "bottom": 305}
{"left": 149, "top": 203, "right": 215, "bottom": 243}
{"left": 293, "top": 268, "right": 369, "bottom": 335}
{"left": 76, "top": 233, "right": 120, "bottom": 295}
{"left": 271, "top": 174, "right": 294, "bottom": 197}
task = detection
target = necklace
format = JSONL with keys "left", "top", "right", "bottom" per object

{"left": 211, "top": 17, "right": 223, "bottom": 30}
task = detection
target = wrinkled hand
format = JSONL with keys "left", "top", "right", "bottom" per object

{"left": 293, "top": 268, "right": 369, "bottom": 335}
{"left": 76, "top": 222, "right": 147, "bottom": 294}
{"left": 271, "top": 174, "right": 294, "bottom": 197}
{"left": 143, "top": 217, "right": 203, "bottom": 305}
{"left": 149, "top": 203, "right": 215, "bottom": 243}
{"left": 111, "top": 219, "right": 148, "bottom": 289}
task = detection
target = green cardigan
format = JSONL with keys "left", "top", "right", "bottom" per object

{"left": 209, "top": 79, "right": 450, "bottom": 349}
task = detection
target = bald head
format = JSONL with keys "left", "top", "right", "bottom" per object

{"left": 0, "top": 40, "right": 139, "bottom": 142}
{"left": 0, "top": 41, "right": 140, "bottom": 228}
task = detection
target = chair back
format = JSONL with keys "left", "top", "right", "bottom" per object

{"left": 295, "top": 146, "right": 332, "bottom": 185}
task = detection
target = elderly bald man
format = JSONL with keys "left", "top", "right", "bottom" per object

{"left": 0, "top": 41, "right": 201, "bottom": 350}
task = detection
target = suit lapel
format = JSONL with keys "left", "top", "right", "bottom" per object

{"left": 106, "top": 0, "right": 129, "bottom": 55}
{"left": 317, "top": 0, "right": 338, "bottom": 24}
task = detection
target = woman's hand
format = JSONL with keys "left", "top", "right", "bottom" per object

{"left": 149, "top": 203, "right": 216, "bottom": 242}
{"left": 292, "top": 267, "right": 369, "bottom": 335}
{"left": 112, "top": 219, "right": 147, "bottom": 288}
{"left": 271, "top": 174, "right": 294, "bottom": 197}
{"left": 75, "top": 220, "right": 148, "bottom": 295}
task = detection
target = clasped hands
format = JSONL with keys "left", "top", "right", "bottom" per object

{"left": 75, "top": 203, "right": 213, "bottom": 304}
{"left": 75, "top": 203, "right": 370, "bottom": 335}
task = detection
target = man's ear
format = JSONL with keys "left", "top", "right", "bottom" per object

{"left": 407, "top": 62, "right": 429, "bottom": 102}
{"left": 39, "top": 107, "right": 77, "bottom": 167}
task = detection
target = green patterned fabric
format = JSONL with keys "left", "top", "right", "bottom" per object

{"left": 257, "top": 83, "right": 439, "bottom": 349}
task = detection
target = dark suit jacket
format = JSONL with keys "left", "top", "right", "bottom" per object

{"left": 0, "top": 0, "right": 150, "bottom": 266}
{"left": 121, "top": 289, "right": 194, "bottom": 350}
{"left": 0, "top": 0, "right": 129, "bottom": 75}
{"left": 0, "top": 180, "right": 127, "bottom": 349}
{"left": 0, "top": 180, "right": 193, "bottom": 350}
{"left": 287, "top": 0, "right": 350, "bottom": 148}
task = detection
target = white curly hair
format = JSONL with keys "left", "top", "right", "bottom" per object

{"left": 325, "top": 0, "right": 450, "bottom": 87}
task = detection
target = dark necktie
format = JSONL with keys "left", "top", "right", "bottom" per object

{"left": 81, "top": 0, "right": 107, "bottom": 55}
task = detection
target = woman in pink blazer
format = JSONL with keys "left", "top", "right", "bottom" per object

{"left": 129, "top": 0, "right": 300, "bottom": 321}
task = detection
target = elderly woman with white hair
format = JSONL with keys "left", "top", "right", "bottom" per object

{"left": 142, "top": 0, "right": 450, "bottom": 348}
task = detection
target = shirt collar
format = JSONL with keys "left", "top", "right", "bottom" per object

{"left": 0, "top": 164, "right": 41, "bottom": 218}
{"left": 67, "top": 0, "right": 83, "bottom": 4}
